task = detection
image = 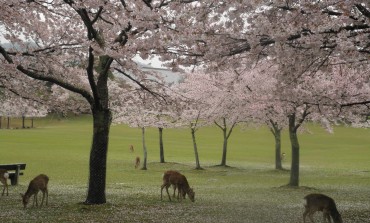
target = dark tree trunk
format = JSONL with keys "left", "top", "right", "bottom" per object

{"left": 288, "top": 114, "right": 300, "bottom": 187}
{"left": 83, "top": 54, "right": 114, "bottom": 204}
{"left": 191, "top": 128, "right": 201, "bottom": 169}
{"left": 275, "top": 130, "right": 283, "bottom": 170}
{"left": 31, "top": 118, "right": 34, "bottom": 128}
{"left": 270, "top": 121, "right": 283, "bottom": 170}
{"left": 274, "top": 128, "right": 283, "bottom": 170}
{"left": 141, "top": 127, "right": 148, "bottom": 170}
{"left": 7, "top": 117, "right": 10, "bottom": 129}
{"left": 220, "top": 127, "right": 228, "bottom": 166}
{"left": 215, "top": 118, "right": 236, "bottom": 167}
{"left": 22, "top": 116, "right": 25, "bottom": 129}
{"left": 159, "top": 127, "right": 165, "bottom": 163}
{"left": 84, "top": 108, "right": 112, "bottom": 205}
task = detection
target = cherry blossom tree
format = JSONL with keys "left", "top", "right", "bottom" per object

{"left": 0, "top": 0, "right": 199, "bottom": 204}
{"left": 114, "top": 89, "right": 152, "bottom": 170}
{"left": 177, "top": 70, "right": 252, "bottom": 167}
{"left": 172, "top": 76, "right": 211, "bottom": 169}
{"left": 0, "top": 71, "right": 49, "bottom": 128}
{"left": 173, "top": 2, "right": 370, "bottom": 72}
{"left": 234, "top": 62, "right": 289, "bottom": 170}
{"left": 112, "top": 76, "right": 171, "bottom": 170}
{"left": 180, "top": 1, "right": 370, "bottom": 185}
{"left": 149, "top": 93, "right": 180, "bottom": 164}
{"left": 2, "top": 0, "right": 369, "bottom": 201}
{"left": 173, "top": 1, "right": 370, "bottom": 184}
{"left": 0, "top": 91, "right": 48, "bottom": 129}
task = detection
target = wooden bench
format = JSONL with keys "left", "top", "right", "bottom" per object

{"left": 0, "top": 163, "right": 26, "bottom": 185}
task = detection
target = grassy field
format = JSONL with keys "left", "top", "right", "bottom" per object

{"left": 0, "top": 115, "right": 369, "bottom": 222}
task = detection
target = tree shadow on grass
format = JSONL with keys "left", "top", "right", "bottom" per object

{"left": 277, "top": 184, "right": 319, "bottom": 191}
{"left": 150, "top": 161, "right": 206, "bottom": 171}
{"left": 276, "top": 167, "right": 290, "bottom": 172}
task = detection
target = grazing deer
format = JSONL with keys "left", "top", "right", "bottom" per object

{"left": 303, "top": 193, "right": 343, "bottom": 223}
{"left": 0, "top": 169, "right": 9, "bottom": 196}
{"left": 20, "top": 174, "right": 49, "bottom": 208}
{"left": 160, "top": 170, "right": 184, "bottom": 200}
{"left": 135, "top": 156, "right": 140, "bottom": 169}
{"left": 129, "top": 144, "right": 134, "bottom": 153}
{"left": 161, "top": 170, "right": 195, "bottom": 202}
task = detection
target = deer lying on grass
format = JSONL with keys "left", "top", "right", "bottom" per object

{"left": 161, "top": 170, "right": 195, "bottom": 202}
{"left": 0, "top": 169, "right": 9, "bottom": 196}
{"left": 20, "top": 174, "right": 49, "bottom": 208}
{"left": 303, "top": 193, "right": 343, "bottom": 223}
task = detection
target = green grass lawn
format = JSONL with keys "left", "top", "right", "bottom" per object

{"left": 0, "top": 116, "right": 369, "bottom": 222}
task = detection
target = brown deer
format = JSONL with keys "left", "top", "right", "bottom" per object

{"left": 161, "top": 170, "right": 195, "bottom": 202}
{"left": 0, "top": 169, "right": 9, "bottom": 196}
{"left": 20, "top": 174, "right": 49, "bottom": 208}
{"left": 129, "top": 145, "right": 134, "bottom": 153}
{"left": 134, "top": 156, "right": 140, "bottom": 169}
{"left": 160, "top": 170, "right": 184, "bottom": 200}
{"left": 303, "top": 193, "right": 343, "bottom": 223}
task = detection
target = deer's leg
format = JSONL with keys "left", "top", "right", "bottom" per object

{"left": 303, "top": 208, "right": 309, "bottom": 223}
{"left": 160, "top": 184, "right": 165, "bottom": 200}
{"left": 33, "top": 193, "right": 38, "bottom": 207}
{"left": 40, "top": 192, "right": 44, "bottom": 207}
{"left": 45, "top": 188, "right": 48, "bottom": 205}
{"left": 1, "top": 181, "right": 7, "bottom": 196}
{"left": 40, "top": 190, "right": 45, "bottom": 207}
{"left": 178, "top": 188, "right": 183, "bottom": 201}
{"left": 323, "top": 210, "right": 331, "bottom": 223}
{"left": 177, "top": 187, "right": 181, "bottom": 200}
{"left": 307, "top": 211, "right": 316, "bottom": 223}
{"left": 172, "top": 185, "right": 176, "bottom": 198}
{"left": 165, "top": 185, "right": 171, "bottom": 201}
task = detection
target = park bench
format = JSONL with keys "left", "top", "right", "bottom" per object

{"left": 0, "top": 163, "right": 26, "bottom": 185}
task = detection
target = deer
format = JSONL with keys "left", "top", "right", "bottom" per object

{"left": 129, "top": 144, "right": 134, "bottom": 153}
{"left": 160, "top": 170, "right": 184, "bottom": 200}
{"left": 20, "top": 174, "right": 49, "bottom": 208}
{"left": 134, "top": 156, "right": 140, "bottom": 169}
{"left": 0, "top": 169, "right": 9, "bottom": 196}
{"left": 303, "top": 193, "right": 343, "bottom": 223}
{"left": 161, "top": 170, "right": 195, "bottom": 202}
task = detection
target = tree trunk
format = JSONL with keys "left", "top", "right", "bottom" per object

{"left": 288, "top": 114, "right": 300, "bottom": 187}
{"left": 191, "top": 128, "right": 201, "bottom": 169}
{"left": 220, "top": 127, "right": 228, "bottom": 166}
{"left": 7, "top": 117, "right": 10, "bottom": 129}
{"left": 22, "top": 116, "right": 25, "bottom": 129}
{"left": 0, "top": 116, "right": 2, "bottom": 129}
{"left": 84, "top": 108, "right": 112, "bottom": 205}
{"left": 141, "top": 127, "right": 148, "bottom": 170}
{"left": 159, "top": 127, "right": 165, "bottom": 163}
{"left": 273, "top": 128, "right": 283, "bottom": 170}
{"left": 31, "top": 118, "right": 34, "bottom": 128}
